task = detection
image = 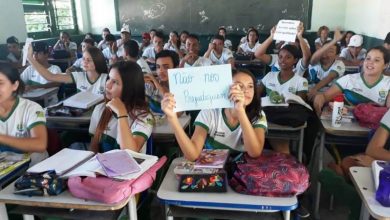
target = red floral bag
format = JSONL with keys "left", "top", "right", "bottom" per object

{"left": 353, "top": 103, "right": 388, "bottom": 129}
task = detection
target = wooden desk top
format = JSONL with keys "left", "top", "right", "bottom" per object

{"left": 152, "top": 115, "right": 191, "bottom": 135}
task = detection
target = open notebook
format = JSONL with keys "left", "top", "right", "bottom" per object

{"left": 63, "top": 91, "right": 104, "bottom": 109}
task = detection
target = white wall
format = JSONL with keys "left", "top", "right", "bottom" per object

{"left": 0, "top": 0, "right": 27, "bottom": 42}
{"left": 309, "top": 0, "right": 346, "bottom": 31}
{"left": 88, "top": 0, "right": 118, "bottom": 34}
{"left": 345, "top": 0, "right": 390, "bottom": 39}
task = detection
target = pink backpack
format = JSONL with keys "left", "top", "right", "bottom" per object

{"left": 228, "top": 152, "right": 309, "bottom": 197}
{"left": 68, "top": 156, "right": 167, "bottom": 204}
{"left": 353, "top": 103, "right": 388, "bottom": 129}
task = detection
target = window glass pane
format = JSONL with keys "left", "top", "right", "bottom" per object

{"left": 53, "top": 0, "right": 75, "bottom": 31}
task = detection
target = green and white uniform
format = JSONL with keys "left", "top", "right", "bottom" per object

{"left": 209, "top": 48, "right": 234, "bottom": 65}
{"left": 261, "top": 71, "right": 308, "bottom": 96}
{"left": 70, "top": 72, "right": 107, "bottom": 95}
{"left": 308, "top": 60, "right": 345, "bottom": 85}
{"left": 145, "top": 83, "right": 163, "bottom": 115}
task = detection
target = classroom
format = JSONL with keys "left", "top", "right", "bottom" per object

{"left": 0, "top": 0, "right": 389, "bottom": 220}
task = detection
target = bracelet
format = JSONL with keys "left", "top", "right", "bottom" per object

{"left": 117, "top": 115, "right": 128, "bottom": 119}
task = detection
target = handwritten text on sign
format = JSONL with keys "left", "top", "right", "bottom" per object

{"left": 273, "top": 20, "right": 300, "bottom": 43}
{"left": 168, "top": 64, "right": 233, "bottom": 112}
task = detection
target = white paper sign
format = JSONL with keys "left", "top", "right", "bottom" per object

{"left": 273, "top": 20, "right": 300, "bottom": 43}
{"left": 168, "top": 64, "right": 233, "bottom": 112}
{"left": 22, "top": 38, "right": 34, "bottom": 66}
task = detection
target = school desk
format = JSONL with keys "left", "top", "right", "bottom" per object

{"left": 45, "top": 106, "right": 93, "bottom": 132}
{"left": 0, "top": 180, "right": 138, "bottom": 220}
{"left": 157, "top": 157, "right": 297, "bottom": 220}
{"left": 349, "top": 166, "right": 390, "bottom": 220}
{"left": 22, "top": 87, "right": 59, "bottom": 107}
{"left": 0, "top": 159, "right": 30, "bottom": 190}
{"left": 313, "top": 119, "right": 370, "bottom": 219}
{"left": 152, "top": 114, "right": 191, "bottom": 137}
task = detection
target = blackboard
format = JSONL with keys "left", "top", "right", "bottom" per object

{"left": 115, "top": 0, "right": 312, "bottom": 35}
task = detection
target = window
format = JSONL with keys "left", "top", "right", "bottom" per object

{"left": 22, "top": 0, "right": 78, "bottom": 38}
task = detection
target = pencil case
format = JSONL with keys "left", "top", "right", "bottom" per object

{"left": 178, "top": 171, "right": 226, "bottom": 193}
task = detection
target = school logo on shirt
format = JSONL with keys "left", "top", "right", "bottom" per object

{"left": 303, "top": 81, "right": 308, "bottom": 87}
{"left": 268, "top": 83, "right": 276, "bottom": 87}
{"left": 80, "top": 85, "right": 88, "bottom": 90}
{"left": 15, "top": 124, "right": 27, "bottom": 137}
{"left": 36, "top": 111, "right": 44, "bottom": 118}
{"left": 336, "top": 65, "right": 342, "bottom": 71}
{"left": 99, "top": 86, "right": 104, "bottom": 94}
{"left": 288, "top": 87, "right": 295, "bottom": 93}
{"left": 214, "top": 131, "right": 225, "bottom": 137}
{"left": 379, "top": 90, "right": 386, "bottom": 98}
{"left": 352, "top": 87, "right": 363, "bottom": 93}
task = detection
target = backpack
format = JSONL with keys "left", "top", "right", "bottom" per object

{"left": 353, "top": 103, "right": 388, "bottom": 129}
{"left": 67, "top": 156, "right": 167, "bottom": 204}
{"left": 263, "top": 104, "right": 310, "bottom": 127}
{"left": 228, "top": 152, "right": 309, "bottom": 197}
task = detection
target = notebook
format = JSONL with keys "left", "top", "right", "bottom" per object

{"left": 96, "top": 151, "right": 141, "bottom": 178}
{"left": 63, "top": 91, "right": 104, "bottom": 109}
{"left": 194, "top": 149, "right": 229, "bottom": 169}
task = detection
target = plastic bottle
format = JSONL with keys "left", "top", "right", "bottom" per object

{"left": 331, "top": 94, "right": 344, "bottom": 127}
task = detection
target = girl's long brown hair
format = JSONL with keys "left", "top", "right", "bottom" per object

{"left": 90, "top": 61, "right": 150, "bottom": 152}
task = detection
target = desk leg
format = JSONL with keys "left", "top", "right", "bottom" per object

{"left": 128, "top": 196, "right": 138, "bottom": 220}
{"left": 298, "top": 127, "right": 304, "bottom": 163}
{"left": 165, "top": 204, "right": 173, "bottom": 220}
{"left": 23, "top": 215, "right": 34, "bottom": 220}
{"left": 314, "top": 132, "right": 325, "bottom": 219}
{"left": 359, "top": 203, "right": 369, "bottom": 220}
{"left": 0, "top": 203, "right": 9, "bottom": 220}
{"left": 282, "top": 210, "right": 290, "bottom": 220}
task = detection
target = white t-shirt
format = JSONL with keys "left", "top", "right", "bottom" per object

{"left": 163, "top": 43, "right": 178, "bottom": 52}
{"left": 116, "top": 39, "right": 125, "bottom": 58}
{"left": 315, "top": 37, "right": 332, "bottom": 47}
{"left": 0, "top": 97, "right": 48, "bottom": 165}
{"left": 209, "top": 48, "right": 234, "bottom": 65}
{"left": 239, "top": 42, "right": 261, "bottom": 53}
{"left": 102, "top": 48, "right": 114, "bottom": 61}
{"left": 224, "top": 39, "right": 232, "bottom": 49}
{"left": 137, "top": 58, "right": 152, "bottom": 73}
{"left": 70, "top": 72, "right": 107, "bottom": 95}
{"left": 55, "top": 41, "right": 77, "bottom": 51}
{"left": 194, "top": 108, "right": 267, "bottom": 152}
{"left": 184, "top": 56, "right": 213, "bottom": 68}
{"left": 340, "top": 48, "right": 367, "bottom": 61}
{"left": 380, "top": 109, "right": 390, "bottom": 133}
{"left": 269, "top": 54, "right": 307, "bottom": 77}
{"left": 72, "top": 57, "right": 83, "bottom": 69}
{"left": 89, "top": 103, "right": 153, "bottom": 153}
{"left": 142, "top": 47, "right": 157, "bottom": 59}
{"left": 335, "top": 73, "right": 390, "bottom": 106}
{"left": 261, "top": 71, "right": 309, "bottom": 95}
{"left": 308, "top": 60, "right": 345, "bottom": 85}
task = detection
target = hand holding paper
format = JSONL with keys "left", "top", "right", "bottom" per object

{"left": 22, "top": 38, "right": 34, "bottom": 66}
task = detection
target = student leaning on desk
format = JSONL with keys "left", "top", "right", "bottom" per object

{"left": 0, "top": 63, "right": 48, "bottom": 166}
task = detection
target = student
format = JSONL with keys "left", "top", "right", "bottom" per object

{"left": 179, "top": 30, "right": 189, "bottom": 54}
{"left": 53, "top": 31, "right": 77, "bottom": 57}
{"left": 101, "top": 34, "right": 118, "bottom": 64}
{"left": 5, "top": 36, "right": 22, "bottom": 68}
{"left": 144, "top": 50, "right": 179, "bottom": 114}
{"left": 116, "top": 26, "right": 132, "bottom": 58}
{"left": 179, "top": 34, "right": 212, "bottom": 68}
{"left": 258, "top": 45, "right": 309, "bottom": 153}
{"left": 121, "top": 40, "right": 151, "bottom": 74}
{"left": 307, "top": 29, "right": 345, "bottom": 101}
{"left": 383, "top": 32, "right": 390, "bottom": 76}
{"left": 237, "top": 28, "right": 260, "bottom": 56}
{"left": 314, "top": 46, "right": 390, "bottom": 115}
{"left": 21, "top": 41, "right": 62, "bottom": 105}
{"left": 149, "top": 29, "right": 157, "bottom": 41}
{"left": 66, "top": 38, "right": 95, "bottom": 73}
{"left": 314, "top": 26, "right": 332, "bottom": 50}
{"left": 0, "top": 63, "right": 48, "bottom": 165}
{"left": 161, "top": 68, "right": 267, "bottom": 161}
{"left": 218, "top": 27, "right": 233, "bottom": 50}
{"left": 255, "top": 23, "right": 311, "bottom": 77}
{"left": 97, "top": 28, "right": 111, "bottom": 50}
{"left": 164, "top": 31, "right": 182, "bottom": 57}
{"left": 338, "top": 34, "right": 367, "bottom": 66}
{"left": 239, "top": 27, "right": 256, "bottom": 46}
{"left": 89, "top": 61, "right": 153, "bottom": 153}
{"left": 142, "top": 31, "right": 164, "bottom": 64}
{"left": 27, "top": 44, "right": 108, "bottom": 95}
{"left": 339, "top": 30, "right": 355, "bottom": 50}
{"left": 139, "top": 32, "right": 152, "bottom": 55}
{"left": 204, "top": 34, "right": 234, "bottom": 66}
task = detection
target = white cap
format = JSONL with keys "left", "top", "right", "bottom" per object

{"left": 121, "top": 26, "right": 131, "bottom": 34}
{"left": 348, "top": 35, "right": 363, "bottom": 47}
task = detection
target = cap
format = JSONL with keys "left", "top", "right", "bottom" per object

{"left": 32, "top": 41, "right": 49, "bottom": 53}
{"left": 142, "top": 32, "right": 151, "bottom": 39}
{"left": 121, "top": 26, "right": 131, "bottom": 34}
{"left": 348, "top": 35, "right": 363, "bottom": 47}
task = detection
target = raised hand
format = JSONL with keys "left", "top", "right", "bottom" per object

{"left": 161, "top": 93, "right": 178, "bottom": 119}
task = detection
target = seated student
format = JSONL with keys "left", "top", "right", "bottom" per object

{"left": 89, "top": 61, "right": 153, "bottom": 154}
{"left": 314, "top": 25, "right": 332, "bottom": 50}
{"left": 179, "top": 34, "right": 212, "bottom": 68}
{"left": 314, "top": 46, "right": 390, "bottom": 115}
{"left": 236, "top": 28, "right": 261, "bottom": 56}
{"left": 0, "top": 63, "right": 48, "bottom": 165}
{"left": 53, "top": 31, "right": 77, "bottom": 57}
{"left": 21, "top": 41, "right": 62, "bottom": 105}
{"left": 239, "top": 27, "right": 256, "bottom": 46}
{"left": 164, "top": 31, "right": 182, "bottom": 58}
{"left": 204, "top": 35, "right": 235, "bottom": 66}
{"left": 84, "top": 33, "right": 98, "bottom": 47}
{"left": 383, "top": 32, "right": 390, "bottom": 76}
{"left": 161, "top": 68, "right": 267, "bottom": 161}
{"left": 149, "top": 29, "right": 157, "bottom": 41}
{"left": 339, "top": 30, "right": 355, "bottom": 50}
{"left": 66, "top": 38, "right": 95, "bottom": 74}
{"left": 307, "top": 29, "right": 345, "bottom": 101}
{"left": 27, "top": 44, "right": 108, "bottom": 95}
{"left": 338, "top": 34, "right": 367, "bottom": 66}
{"left": 179, "top": 30, "right": 189, "bottom": 54}
{"left": 144, "top": 50, "right": 179, "bottom": 115}
{"left": 258, "top": 45, "right": 309, "bottom": 153}
{"left": 116, "top": 26, "right": 132, "bottom": 58}
{"left": 97, "top": 28, "right": 111, "bottom": 50}
{"left": 139, "top": 32, "right": 153, "bottom": 56}
{"left": 101, "top": 34, "right": 117, "bottom": 64}
{"left": 142, "top": 31, "right": 164, "bottom": 64}
{"left": 5, "top": 36, "right": 22, "bottom": 69}
{"left": 218, "top": 27, "right": 233, "bottom": 50}
{"left": 121, "top": 40, "right": 151, "bottom": 74}
{"left": 255, "top": 23, "right": 311, "bottom": 77}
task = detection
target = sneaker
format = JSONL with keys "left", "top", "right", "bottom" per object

{"left": 295, "top": 204, "right": 310, "bottom": 218}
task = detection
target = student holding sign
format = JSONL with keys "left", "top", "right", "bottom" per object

{"left": 0, "top": 63, "right": 48, "bottom": 165}
{"left": 89, "top": 61, "right": 153, "bottom": 154}
{"left": 161, "top": 69, "right": 267, "bottom": 161}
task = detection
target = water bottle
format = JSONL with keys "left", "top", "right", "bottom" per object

{"left": 331, "top": 94, "right": 344, "bottom": 127}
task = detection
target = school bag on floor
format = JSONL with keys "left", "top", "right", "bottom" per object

{"left": 67, "top": 156, "right": 167, "bottom": 204}
{"left": 228, "top": 151, "right": 309, "bottom": 197}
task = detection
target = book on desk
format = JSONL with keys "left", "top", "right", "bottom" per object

{"left": 63, "top": 91, "right": 104, "bottom": 109}
{"left": 261, "top": 92, "right": 313, "bottom": 111}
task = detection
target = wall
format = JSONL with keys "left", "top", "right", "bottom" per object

{"left": 309, "top": 0, "right": 346, "bottom": 31}
{"left": 88, "top": 0, "right": 118, "bottom": 34}
{"left": 0, "top": 0, "right": 27, "bottom": 42}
